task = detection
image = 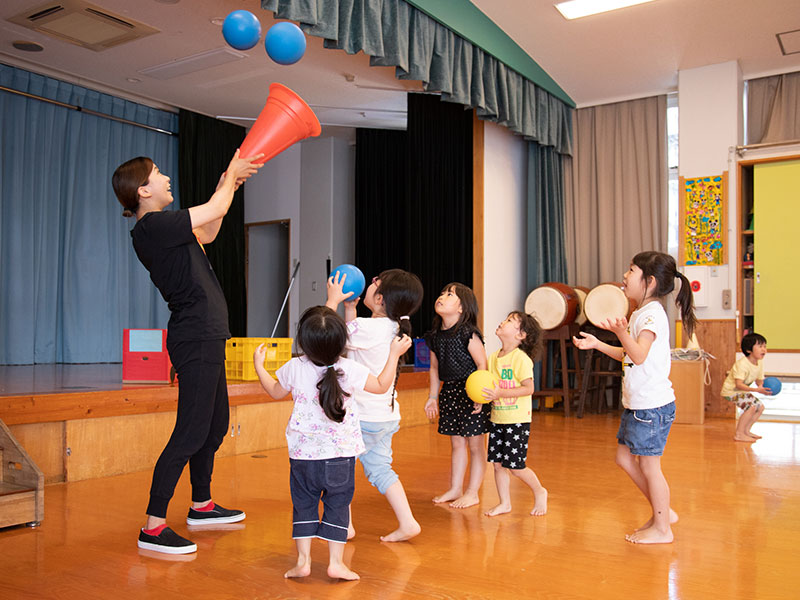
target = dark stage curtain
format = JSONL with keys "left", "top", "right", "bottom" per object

{"left": 355, "top": 93, "right": 473, "bottom": 337}
{"left": 178, "top": 110, "right": 247, "bottom": 336}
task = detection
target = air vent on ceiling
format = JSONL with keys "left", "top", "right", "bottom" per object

{"left": 7, "top": 0, "right": 159, "bottom": 51}
{"left": 139, "top": 48, "right": 248, "bottom": 80}
{"left": 777, "top": 29, "right": 800, "bottom": 56}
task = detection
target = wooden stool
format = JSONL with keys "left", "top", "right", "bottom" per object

{"left": 533, "top": 322, "right": 582, "bottom": 417}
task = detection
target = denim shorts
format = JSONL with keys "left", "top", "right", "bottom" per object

{"left": 617, "top": 402, "right": 676, "bottom": 456}
{"left": 358, "top": 420, "right": 400, "bottom": 494}
{"left": 289, "top": 457, "right": 355, "bottom": 543}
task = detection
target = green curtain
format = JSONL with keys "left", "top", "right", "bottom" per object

{"left": 178, "top": 110, "right": 248, "bottom": 337}
{"left": 526, "top": 142, "right": 567, "bottom": 289}
{"left": 262, "top": 0, "right": 572, "bottom": 155}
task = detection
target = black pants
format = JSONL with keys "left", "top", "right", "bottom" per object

{"left": 146, "top": 339, "right": 229, "bottom": 518}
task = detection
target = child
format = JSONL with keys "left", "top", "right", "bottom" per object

{"left": 253, "top": 306, "right": 411, "bottom": 580}
{"left": 423, "top": 283, "right": 489, "bottom": 509}
{"left": 721, "top": 333, "right": 771, "bottom": 442}
{"left": 573, "top": 251, "right": 696, "bottom": 544}
{"left": 481, "top": 312, "right": 548, "bottom": 517}
{"left": 113, "top": 150, "right": 263, "bottom": 555}
{"left": 326, "top": 269, "right": 424, "bottom": 542}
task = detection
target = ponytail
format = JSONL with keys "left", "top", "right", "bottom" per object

{"left": 632, "top": 251, "right": 698, "bottom": 338}
{"left": 295, "top": 306, "right": 350, "bottom": 423}
{"left": 317, "top": 365, "right": 348, "bottom": 423}
{"left": 674, "top": 271, "right": 697, "bottom": 338}
{"left": 374, "top": 269, "right": 424, "bottom": 409}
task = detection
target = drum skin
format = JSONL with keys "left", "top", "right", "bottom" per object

{"left": 524, "top": 282, "right": 578, "bottom": 330}
{"left": 573, "top": 286, "right": 590, "bottom": 326}
{"left": 583, "top": 282, "right": 637, "bottom": 327}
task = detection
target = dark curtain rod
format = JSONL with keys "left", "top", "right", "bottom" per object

{"left": 0, "top": 84, "right": 177, "bottom": 137}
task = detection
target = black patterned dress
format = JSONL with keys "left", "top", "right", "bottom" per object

{"left": 425, "top": 324, "right": 490, "bottom": 437}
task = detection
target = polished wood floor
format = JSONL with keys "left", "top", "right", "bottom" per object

{"left": 1, "top": 413, "right": 799, "bottom": 599}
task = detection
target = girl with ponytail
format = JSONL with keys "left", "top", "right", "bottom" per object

{"left": 254, "top": 305, "right": 411, "bottom": 580}
{"left": 326, "top": 269, "right": 424, "bottom": 542}
{"left": 573, "top": 251, "right": 696, "bottom": 546}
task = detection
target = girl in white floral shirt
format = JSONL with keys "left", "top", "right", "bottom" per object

{"left": 254, "top": 305, "right": 410, "bottom": 581}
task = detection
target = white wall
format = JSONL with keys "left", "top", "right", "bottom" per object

{"left": 678, "top": 62, "right": 798, "bottom": 375}
{"left": 244, "top": 135, "right": 355, "bottom": 338}
{"left": 482, "top": 122, "right": 528, "bottom": 356}
{"left": 244, "top": 144, "right": 301, "bottom": 338}
{"left": 678, "top": 61, "right": 741, "bottom": 321}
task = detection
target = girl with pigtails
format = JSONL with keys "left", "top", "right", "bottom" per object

{"left": 574, "top": 251, "right": 696, "bottom": 545}
{"left": 326, "top": 269, "right": 425, "bottom": 542}
{"left": 254, "top": 306, "right": 411, "bottom": 580}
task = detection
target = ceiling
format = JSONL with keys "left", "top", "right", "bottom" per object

{"left": 1, "top": 0, "right": 799, "bottom": 133}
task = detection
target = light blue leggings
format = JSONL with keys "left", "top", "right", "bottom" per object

{"left": 358, "top": 420, "right": 400, "bottom": 494}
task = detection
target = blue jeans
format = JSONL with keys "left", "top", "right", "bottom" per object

{"left": 358, "top": 420, "right": 400, "bottom": 494}
{"left": 289, "top": 457, "right": 355, "bottom": 543}
{"left": 617, "top": 402, "right": 676, "bottom": 456}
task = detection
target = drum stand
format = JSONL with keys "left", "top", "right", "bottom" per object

{"left": 576, "top": 327, "right": 624, "bottom": 418}
{"left": 533, "top": 322, "right": 582, "bottom": 417}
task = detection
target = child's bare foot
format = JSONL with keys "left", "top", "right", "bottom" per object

{"left": 626, "top": 525, "right": 673, "bottom": 544}
{"left": 449, "top": 491, "right": 480, "bottom": 509}
{"left": 433, "top": 488, "right": 462, "bottom": 504}
{"left": 347, "top": 524, "right": 356, "bottom": 540}
{"left": 327, "top": 563, "right": 360, "bottom": 580}
{"left": 284, "top": 558, "right": 312, "bottom": 578}
{"left": 734, "top": 433, "right": 756, "bottom": 442}
{"left": 635, "top": 508, "right": 678, "bottom": 532}
{"left": 380, "top": 520, "right": 421, "bottom": 542}
{"left": 530, "top": 488, "right": 548, "bottom": 516}
{"left": 484, "top": 503, "right": 511, "bottom": 517}
{"left": 746, "top": 432, "right": 762, "bottom": 439}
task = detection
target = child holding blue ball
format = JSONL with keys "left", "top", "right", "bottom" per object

{"left": 721, "top": 332, "right": 771, "bottom": 442}
{"left": 326, "top": 269, "right": 424, "bottom": 542}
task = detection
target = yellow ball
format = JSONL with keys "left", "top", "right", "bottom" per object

{"left": 465, "top": 370, "right": 497, "bottom": 404}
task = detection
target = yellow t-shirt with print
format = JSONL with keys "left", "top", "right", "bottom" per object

{"left": 720, "top": 355, "right": 764, "bottom": 397}
{"left": 488, "top": 347, "right": 534, "bottom": 424}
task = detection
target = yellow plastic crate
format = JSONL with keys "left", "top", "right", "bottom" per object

{"left": 225, "top": 337, "right": 293, "bottom": 381}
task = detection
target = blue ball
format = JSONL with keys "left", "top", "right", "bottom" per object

{"left": 763, "top": 376, "right": 782, "bottom": 396}
{"left": 332, "top": 264, "right": 365, "bottom": 298}
{"left": 222, "top": 10, "right": 261, "bottom": 51}
{"left": 264, "top": 22, "right": 306, "bottom": 65}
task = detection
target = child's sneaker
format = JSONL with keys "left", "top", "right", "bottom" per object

{"left": 137, "top": 526, "right": 197, "bottom": 554}
{"left": 186, "top": 502, "right": 246, "bottom": 525}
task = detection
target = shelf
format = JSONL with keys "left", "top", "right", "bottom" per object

{"left": 742, "top": 230, "right": 754, "bottom": 235}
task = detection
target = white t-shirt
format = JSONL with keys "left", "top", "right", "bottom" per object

{"left": 622, "top": 301, "right": 675, "bottom": 410}
{"left": 346, "top": 317, "right": 401, "bottom": 422}
{"left": 276, "top": 355, "right": 369, "bottom": 460}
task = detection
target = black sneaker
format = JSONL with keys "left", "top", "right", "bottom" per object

{"left": 186, "top": 502, "right": 246, "bottom": 525}
{"left": 137, "top": 527, "right": 197, "bottom": 555}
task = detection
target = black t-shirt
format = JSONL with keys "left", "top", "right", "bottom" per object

{"left": 424, "top": 324, "right": 483, "bottom": 381}
{"left": 131, "top": 209, "right": 230, "bottom": 343}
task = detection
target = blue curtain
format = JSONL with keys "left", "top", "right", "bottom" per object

{"left": 262, "top": 0, "right": 573, "bottom": 155}
{"left": 0, "top": 64, "right": 178, "bottom": 364}
{"left": 526, "top": 141, "right": 567, "bottom": 289}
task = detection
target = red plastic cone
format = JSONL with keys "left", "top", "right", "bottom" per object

{"left": 239, "top": 83, "right": 321, "bottom": 162}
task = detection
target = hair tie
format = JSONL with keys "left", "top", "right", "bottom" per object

{"left": 399, "top": 315, "right": 410, "bottom": 320}
{"left": 326, "top": 364, "right": 335, "bottom": 369}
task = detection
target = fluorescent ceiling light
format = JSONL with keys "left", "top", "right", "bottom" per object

{"left": 555, "top": 0, "right": 657, "bottom": 20}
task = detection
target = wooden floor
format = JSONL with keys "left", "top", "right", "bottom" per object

{"left": 1, "top": 413, "right": 798, "bottom": 599}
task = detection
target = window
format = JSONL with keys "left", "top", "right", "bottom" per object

{"left": 667, "top": 93, "right": 679, "bottom": 258}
